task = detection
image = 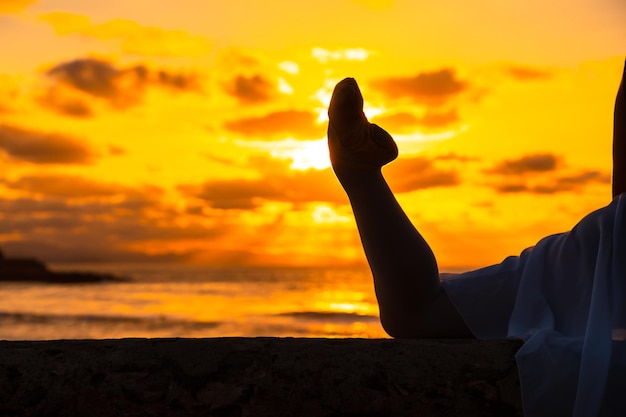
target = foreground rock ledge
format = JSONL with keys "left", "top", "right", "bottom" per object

{"left": 0, "top": 338, "right": 523, "bottom": 417}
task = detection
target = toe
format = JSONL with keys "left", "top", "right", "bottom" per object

{"left": 328, "top": 78, "right": 366, "bottom": 135}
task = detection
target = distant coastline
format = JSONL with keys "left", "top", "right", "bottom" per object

{"left": 0, "top": 249, "right": 126, "bottom": 283}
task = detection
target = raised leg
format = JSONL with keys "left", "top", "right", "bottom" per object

{"left": 613, "top": 59, "right": 626, "bottom": 199}
{"left": 328, "top": 78, "right": 472, "bottom": 338}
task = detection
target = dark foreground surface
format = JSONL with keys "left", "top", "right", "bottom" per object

{"left": 0, "top": 338, "right": 523, "bottom": 417}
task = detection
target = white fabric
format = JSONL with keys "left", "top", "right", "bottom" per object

{"left": 441, "top": 194, "right": 626, "bottom": 417}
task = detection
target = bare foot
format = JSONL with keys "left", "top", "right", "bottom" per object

{"left": 327, "top": 78, "right": 398, "bottom": 182}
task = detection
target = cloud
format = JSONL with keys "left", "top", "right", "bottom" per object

{"left": 555, "top": 170, "right": 611, "bottom": 187}
{"left": 44, "top": 58, "right": 202, "bottom": 110}
{"left": 506, "top": 65, "right": 553, "bottom": 81}
{"left": 434, "top": 153, "right": 480, "bottom": 163}
{"left": 0, "top": 124, "right": 96, "bottom": 164}
{"left": 0, "top": 192, "right": 224, "bottom": 263}
{"left": 0, "top": 0, "right": 37, "bottom": 13}
{"left": 224, "top": 110, "right": 324, "bottom": 139}
{"left": 489, "top": 158, "right": 611, "bottom": 195}
{"left": 179, "top": 166, "right": 346, "bottom": 209}
{"left": 383, "top": 156, "right": 460, "bottom": 192}
{"left": 372, "top": 68, "right": 468, "bottom": 105}
{"left": 37, "top": 89, "right": 93, "bottom": 118}
{"left": 39, "top": 12, "right": 211, "bottom": 57}
{"left": 3, "top": 174, "right": 142, "bottom": 198}
{"left": 484, "top": 153, "right": 610, "bottom": 194}
{"left": 494, "top": 170, "right": 610, "bottom": 194}
{"left": 0, "top": 239, "right": 192, "bottom": 264}
{"left": 108, "top": 145, "right": 125, "bottom": 156}
{"left": 371, "top": 109, "right": 459, "bottom": 133}
{"left": 487, "top": 153, "right": 559, "bottom": 175}
{"left": 223, "top": 74, "right": 275, "bottom": 103}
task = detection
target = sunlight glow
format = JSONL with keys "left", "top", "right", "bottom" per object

{"left": 278, "top": 77, "right": 294, "bottom": 94}
{"left": 283, "top": 139, "right": 330, "bottom": 170}
{"left": 240, "top": 138, "right": 331, "bottom": 170}
{"left": 311, "top": 47, "right": 370, "bottom": 63}
{"left": 393, "top": 126, "right": 469, "bottom": 154}
{"left": 363, "top": 105, "right": 385, "bottom": 120}
{"left": 278, "top": 61, "right": 299, "bottom": 74}
{"left": 311, "top": 205, "right": 351, "bottom": 224}
{"left": 328, "top": 303, "right": 369, "bottom": 313}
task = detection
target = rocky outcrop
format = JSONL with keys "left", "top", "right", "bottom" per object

{"left": 0, "top": 248, "right": 124, "bottom": 283}
{"left": 0, "top": 338, "right": 523, "bottom": 416}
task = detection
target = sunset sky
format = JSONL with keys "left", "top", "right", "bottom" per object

{"left": 1, "top": 0, "right": 625, "bottom": 269}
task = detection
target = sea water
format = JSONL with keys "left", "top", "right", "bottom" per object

{"left": 0, "top": 264, "right": 389, "bottom": 340}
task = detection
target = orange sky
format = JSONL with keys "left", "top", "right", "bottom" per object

{"left": 0, "top": 0, "right": 625, "bottom": 270}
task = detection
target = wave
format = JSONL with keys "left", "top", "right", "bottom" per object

{"left": 277, "top": 311, "right": 378, "bottom": 322}
{"left": 0, "top": 311, "right": 220, "bottom": 330}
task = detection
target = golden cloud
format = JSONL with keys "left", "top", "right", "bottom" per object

{"left": 224, "top": 110, "right": 323, "bottom": 140}
{"left": 372, "top": 68, "right": 468, "bottom": 106}
{"left": 370, "top": 109, "right": 459, "bottom": 134}
{"left": 179, "top": 167, "right": 346, "bottom": 209}
{"left": 505, "top": 65, "right": 553, "bottom": 81}
{"left": 3, "top": 174, "right": 137, "bottom": 198}
{"left": 0, "top": 191, "right": 222, "bottom": 263}
{"left": 383, "top": 156, "right": 461, "bottom": 193}
{"left": 39, "top": 12, "right": 212, "bottom": 57}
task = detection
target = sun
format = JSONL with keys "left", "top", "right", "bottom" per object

{"left": 266, "top": 138, "right": 331, "bottom": 171}
{"left": 286, "top": 139, "right": 331, "bottom": 170}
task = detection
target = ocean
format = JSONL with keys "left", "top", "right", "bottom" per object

{"left": 0, "top": 264, "right": 390, "bottom": 340}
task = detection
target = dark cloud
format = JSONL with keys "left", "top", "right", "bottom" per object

{"left": 48, "top": 59, "right": 123, "bottom": 100}
{"left": 0, "top": 124, "right": 95, "bottom": 164}
{"left": 154, "top": 70, "right": 201, "bottom": 90}
{"left": 493, "top": 170, "right": 610, "bottom": 194}
{"left": 494, "top": 183, "right": 530, "bottom": 193}
{"left": 556, "top": 170, "right": 610, "bottom": 187}
{"left": 179, "top": 167, "right": 346, "bottom": 209}
{"left": 487, "top": 153, "right": 559, "bottom": 175}
{"left": 506, "top": 65, "right": 553, "bottom": 81}
{"left": 224, "top": 74, "right": 275, "bottom": 103}
{"left": 485, "top": 154, "right": 609, "bottom": 194}
{"left": 44, "top": 58, "right": 202, "bottom": 110}
{"left": 372, "top": 69, "right": 468, "bottom": 105}
{"left": 383, "top": 156, "right": 460, "bottom": 193}
{"left": 434, "top": 153, "right": 480, "bottom": 163}
{"left": 37, "top": 89, "right": 93, "bottom": 118}
{"left": 371, "top": 109, "right": 459, "bottom": 133}
{"left": 224, "top": 110, "right": 323, "bottom": 139}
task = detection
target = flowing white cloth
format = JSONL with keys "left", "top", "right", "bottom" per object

{"left": 441, "top": 194, "right": 626, "bottom": 417}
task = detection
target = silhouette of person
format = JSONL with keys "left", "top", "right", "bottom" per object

{"left": 328, "top": 60, "right": 626, "bottom": 417}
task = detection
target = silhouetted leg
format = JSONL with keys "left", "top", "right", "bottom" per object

{"left": 613, "top": 59, "right": 626, "bottom": 199}
{"left": 328, "top": 78, "right": 471, "bottom": 338}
